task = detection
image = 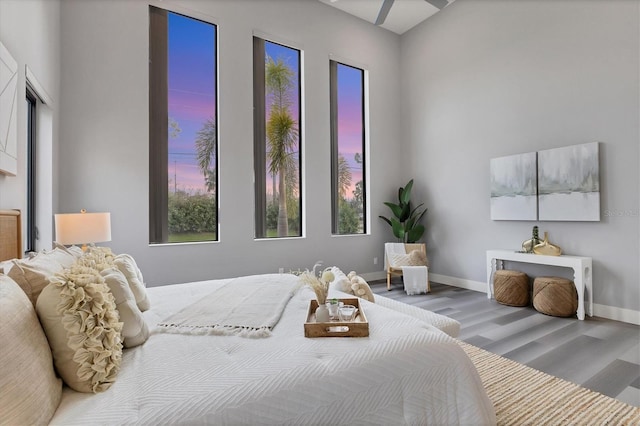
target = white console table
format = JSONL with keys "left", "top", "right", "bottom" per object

{"left": 486, "top": 249, "right": 592, "bottom": 320}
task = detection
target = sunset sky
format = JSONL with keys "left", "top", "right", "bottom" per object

{"left": 166, "top": 13, "right": 364, "bottom": 201}
{"left": 168, "top": 12, "right": 216, "bottom": 194}
{"left": 336, "top": 63, "right": 364, "bottom": 200}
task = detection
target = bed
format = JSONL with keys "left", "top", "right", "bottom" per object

{"left": 0, "top": 210, "right": 496, "bottom": 425}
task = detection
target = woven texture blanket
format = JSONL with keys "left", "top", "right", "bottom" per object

{"left": 156, "top": 273, "right": 300, "bottom": 338}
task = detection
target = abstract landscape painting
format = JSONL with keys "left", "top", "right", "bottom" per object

{"left": 490, "top": 152, "right": 538, "bottom": 220}
{"left": 538, "top": 142, "right": 600, "bottom": 221}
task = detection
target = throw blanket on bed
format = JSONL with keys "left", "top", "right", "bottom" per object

{"left": 156, "top": 274, "right": 301, "bottom": 338}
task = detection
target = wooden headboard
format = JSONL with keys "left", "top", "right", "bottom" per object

{"left": 0, "top": 209, "right": 22, "bottom": 261}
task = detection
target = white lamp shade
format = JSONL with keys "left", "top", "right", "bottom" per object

{"left": 55, "top": 212, "right": 112, "bottom": 245}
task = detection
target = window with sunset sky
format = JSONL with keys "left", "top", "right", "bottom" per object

{"left": 331, "top": 61, "right": 367, "bottom": 235}
{"left": 149, "top": 7, "right": 218, "bottom": 244}
{"left": 253, "top": 38, "right": 302, "bottom": 239}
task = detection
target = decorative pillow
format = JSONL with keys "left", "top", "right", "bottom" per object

{"left": 87, "top": 245, "right": 115, "bottom": 258}
{"left": 390, "top": 251, "right": 428, "bottom": 267}
{"left": 7, "top": 249, "right": 70, "bottom": 305}
{"left": 42, "top": 247, "right": 77, "bottom": 268}
{"left": 36, "top": 265, "right": 123, "bottom": 393}
{"left": 54, "top": 242, "right": 84, "bottom": 259}
{"left": 408, "top": 249, "right": 429, "bottom": 267}
{"left": 389, "top": 252, "right": 411, "bottom": 267}
{"left": 0, "top": 260, "right": 13, "bottom": 274}
{"left": 77, "top": 246, "right": 116, "bottom": 271}
{"left": 347, "top": 271, "right": 375, "bottom": 303}
{"left": 0, "top": 275, "right": 62, "bottom": 425}
{"left": 76, "top": 249, "right": 148, "bottom": 348}
{"left": 330, "top": 266, "right": 353, "bottom": 294}
{"left": 114, "top": 254, "right": 150, "bottom": 311}
{"left": 102, "top": 269, "right": 149, "bottom": 348}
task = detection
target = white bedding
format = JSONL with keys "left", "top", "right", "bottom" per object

{"left": 50, "top": 275, "right": 495, "bottom": 425}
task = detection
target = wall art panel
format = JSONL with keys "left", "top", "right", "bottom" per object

{"left": 490, "top": 151, "right": 538, "bottom": 220}
{"left": 538, "top": 142, "right": 600, "bottom": 221}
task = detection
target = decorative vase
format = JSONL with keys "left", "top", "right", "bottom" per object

{"left": 533, "top": 232, "right": 562, "bottom": 256}
{"left": 522, "top": 226, "right": 540, "bottom": 253}
{"left": 315, "top": 304, "right": 330, "bottom": 323}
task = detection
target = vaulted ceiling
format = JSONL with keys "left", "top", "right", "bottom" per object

{"left": 318, "top": 0, "right": 455, "bottom": 34}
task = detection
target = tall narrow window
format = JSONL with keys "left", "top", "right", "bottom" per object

{"left": 330, "top": 61, "right": 366, "bottom": 235}
{"left": 25, "top": 87, "right": 37, "bottom": 252}
{"left": 253, "top": 38, "right": 302, "bottom": 238}
{"left": 149, "top": 6, "right": 218, "bottom": 244}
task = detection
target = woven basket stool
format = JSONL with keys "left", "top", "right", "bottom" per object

{"left": 533, "top": 277, "right": 578, "bottom": 317}
{"left": 494, "top": 270, "right": 529, "bottom": 307}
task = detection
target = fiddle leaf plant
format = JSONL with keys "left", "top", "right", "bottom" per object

{"left": 379, "top": 179, "right": 427, "bottom": 243}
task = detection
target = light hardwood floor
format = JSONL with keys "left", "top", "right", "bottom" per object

{"left": 370, "top": 279, "right": 640, "bottom": 407}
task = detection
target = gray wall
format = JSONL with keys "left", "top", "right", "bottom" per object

{"left": 401, "top": 0, "right": 639, "bottom": 312}
{"left": 6, "top": 0, "right": 636, "bottom": 318}
{"left": 0, "top": 0, "right": 61, "bottom": 251}
{"left": 58, "top": 0, "right": 404, "bottom": 286}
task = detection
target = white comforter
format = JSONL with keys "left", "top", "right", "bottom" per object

{"left": 50, "top": 276, "right": 495, "bottom": 425}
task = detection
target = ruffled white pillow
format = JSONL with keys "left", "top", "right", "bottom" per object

{"left": 76, "top": 249, "right": 148, "bottom": 348}
{"left": 36, "top": 265, "right": 123, "bottom": 393}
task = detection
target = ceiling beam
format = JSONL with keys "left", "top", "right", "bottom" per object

{"left": 375, "top": 0, "right": 394, "bottom": 26}
{"left": 425, "top": 0, "right": 449, "bottom": 10}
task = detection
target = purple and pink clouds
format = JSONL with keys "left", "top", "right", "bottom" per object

{"left": 167, "top": 12, "right": 217, "bottom": 195}
{"left": 337, "top": 63, "right": 365, "bottom": 199}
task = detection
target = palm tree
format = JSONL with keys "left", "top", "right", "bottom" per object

{"left": 169, "top": 117, "right": 181, "bottom": 139}
{"left": 337, "top": 154, "right": 352, "bottom": 201}
{"left": 266, "top": 56, "right": 298, "bottom": 237}
{"left": 195, "top": 117, "right": 217, "bottom": 193}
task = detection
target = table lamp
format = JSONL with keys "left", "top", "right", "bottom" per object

{"left": 55, "top": 209, "right": 111, "bottom": 251}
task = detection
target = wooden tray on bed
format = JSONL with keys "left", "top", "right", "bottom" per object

{"left": 304, "top": 298, "right": 369, "bottom": 338}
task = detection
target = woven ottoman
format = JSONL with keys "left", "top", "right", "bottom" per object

{"left": 533, "top": 277, "right": 578, "bottom": 317}
{"left": 494, "top": 270, "right": 529, "bottom": 307}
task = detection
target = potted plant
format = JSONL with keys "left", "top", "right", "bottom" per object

{"left": 379, "top": 179, "right": 427, "bottom": 243}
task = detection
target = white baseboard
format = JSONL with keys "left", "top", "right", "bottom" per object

{"left": 359, "top": 271, "right": 386, "bottom": 282}
{"left": 361, "top": 270, "right": 639, "bottom": 325}
{"left": 429, "top": 273, "right": 487, "bottom": 293}
{"left": 593, "top": 303, "right": 640, "bottom": 326}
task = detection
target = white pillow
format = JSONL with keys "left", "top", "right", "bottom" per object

{"left": 41, "top": 247, "right": 76, "bottom": 268}
{"left": 7, "top": 250, "right": 69, "bottom": 305}
{"left": 329, "top": 267, "right": 375, "bottom": 303}
{"left": 330, "top": 266, "right": 352, "bottom": 293}
{"left": 102, "top": 268, "right": 149, "bottom": 348}
{"left": 347, "top": 271, "right": 375, "bottom": 303}
{"left": 53, "top": 242, "right": 84, "bottom": 259}
{"left": 114, "top": 254, "right": 150, "bottom": 311}
{"left": 0, "top": 260, "right": 13, "bottom": 274}
{"left": 36, "top": 266, "right": 123, "bottom": 393}
{"left": 0, "top": 275, "right": 62, "bottom": 425}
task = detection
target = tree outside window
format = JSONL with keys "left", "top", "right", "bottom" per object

{"left": 254, "top": 39, "right": 302, "bottom": 238}
{"left": 331, "top": 61, "right": 366, "bottom": 235}
{"left": 149, "top": 7, "right": 218, "bottom": 244}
